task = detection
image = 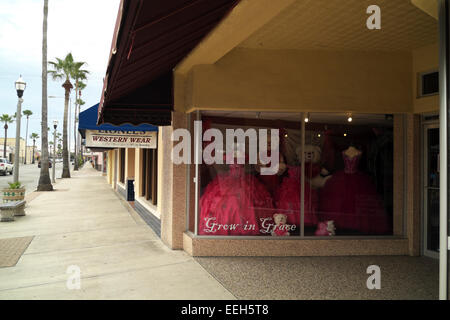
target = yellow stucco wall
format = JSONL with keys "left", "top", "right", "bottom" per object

{"left": 134, "top": 148, "right": 142, "bottom": 196}
{"left": 0, "top": 138, "right": 32, "bottom": 163}
{"left": 411, "top": 0, "right": 438, "bottom": 19}
{"left": 181, "top": 48, "right": 413, "bottom": 114}
{"left": 412, "top": 43, "right": 439, "bottom": 113}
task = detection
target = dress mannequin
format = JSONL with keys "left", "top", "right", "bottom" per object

{"left": 198, "top": 152, "right": 274, "bottom": 236}
{"left": 255, "top": 153, "right": 287, "bottom": 196}
{"left": 318, "top": 146, "right": 390, "bottom": 234}
{"left": 274, "top": 145, "right": 322, "bottom": 229}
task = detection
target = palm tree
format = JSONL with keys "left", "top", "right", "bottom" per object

{"left": 38, "top": 0, "right": 53, "bottom": 191}
{"left": 22, "top": 110, "right": 33, "bottom": 164}
{"left": 74, "top": 97, "right": 86, "bottom": 170}
{"left": 73, "top": 72, "right": 89, "bottom": 172}
{"left": 57, "top": 134, "right": 62, "bottom": 157}
{"left": 48, "top": 53, "right": 87, "bottom": 178}
{"left": 31, "top": 133, "right": 39, "bottom": 164}
{"left": 57, "top": 133, "right": 62, "bottom": 157}
{"left": 1, "top": 114, "right": 14, "bottom": 159}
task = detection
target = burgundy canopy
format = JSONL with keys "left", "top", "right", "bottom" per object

{"left": 98, "top": 0, "right": 239, "bottom": 126}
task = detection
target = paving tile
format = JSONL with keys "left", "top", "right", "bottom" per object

{"left": 0, "top": 236, "right": 34, "bottom": 268}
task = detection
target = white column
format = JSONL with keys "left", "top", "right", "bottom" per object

{"left": 438, "top": 0, "right": 449, "bottom": 301}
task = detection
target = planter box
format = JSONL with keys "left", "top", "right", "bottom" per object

{"left": 2, "top": 188, "right": 25, "bottom": 203}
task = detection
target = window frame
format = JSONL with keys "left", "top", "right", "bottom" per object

{"left": 418, "top": 70, "right": 439, "bottom": 98}
{"left": 141, "top": 148, "right": 158, "bottom": 206}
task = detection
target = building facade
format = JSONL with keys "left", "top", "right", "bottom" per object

{"left": 0, "top": 138, "right": 34, "bottom": 164}
{"left": 96, "top": 0, "right": 449, "bottom": 297}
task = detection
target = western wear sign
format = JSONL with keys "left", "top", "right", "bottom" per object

{"left": 85, "top": 130, "right": 157, "bottom": 149}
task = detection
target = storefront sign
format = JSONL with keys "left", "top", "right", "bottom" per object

{"left": 85, "top": 130, "right": 157, "bottom": 149}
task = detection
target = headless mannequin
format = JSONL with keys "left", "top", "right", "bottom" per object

{"left": 343, "top": 146, "right": 362, "bottom": 159}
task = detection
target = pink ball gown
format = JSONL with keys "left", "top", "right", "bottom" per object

{"left": 318, "top": 152, "right": 390, "bottom": 234}
{"left": 198, "top": 164, "right": 274, "bottom": 236}
{"left": 274, "top": 165, "right": 319, "bottom": 229}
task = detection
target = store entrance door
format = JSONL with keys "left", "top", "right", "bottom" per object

{"left": 423, "top": 124, "right": 440, "bottom": 258}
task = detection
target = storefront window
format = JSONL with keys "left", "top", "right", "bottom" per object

{"left": 141, "top": 149, "right": 158, "bottom": 205}
{"left": 119, "top": 148, "right": 126, "bottom": 184}
{"left": 194, "top": 111, "right": 394, "bottom": 237}
{"left": 304, "top": 113, "right": 393, "bottom": 236}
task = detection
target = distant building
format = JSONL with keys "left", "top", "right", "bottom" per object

{"left": 0, "top": 138, "right": 34, "bottom": 164}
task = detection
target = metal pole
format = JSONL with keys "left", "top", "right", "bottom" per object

{"left": 52, "top": 127, "right": 56, "bottom": 183}
{"left": 194, "top": 110, "right": 201, "bottom": 236}
{"left": 438, "top": 0, "right": 449, "bottom": 301}
{"left": 13, "top": 98, "right": 23, "bottom": 183}
{"left": 300, "top": 113, "right": 305, "bottom": 237}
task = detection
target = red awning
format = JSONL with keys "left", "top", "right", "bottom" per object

{"left": 98, "top": 0, "right": 239, "bottom": 126}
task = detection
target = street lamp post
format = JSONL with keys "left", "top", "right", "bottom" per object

{"left": 52, "top": 120, "right": 58, "bottom": 183}
{"left": 14, "top": 76, "right": 26, "bottom": 184}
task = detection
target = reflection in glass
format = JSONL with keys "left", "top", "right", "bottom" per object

{"left": 196, "top": 112, "right": 394, "bottom": 237}
{"left": 426, "top": 127, "right": 439, "bottom": 252}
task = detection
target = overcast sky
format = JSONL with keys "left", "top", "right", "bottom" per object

{"left": 0, "top": 0, "right": 121, "bottom": 150}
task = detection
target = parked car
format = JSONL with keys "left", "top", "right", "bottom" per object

{"left": 0, "top": 158, "right": 13, "bottom": 175}
{"left": 38, "top": 160, "right": 52, "bottom": 168}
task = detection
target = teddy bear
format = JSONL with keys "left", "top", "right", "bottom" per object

{"left": 295, "top": 144, "right": 332, "bottom": 189}
{"left": 314, "top": 220, "right": 336, "bottom": 236}
{"left": 271, "top": 213, "right": 290, "bottom": 236}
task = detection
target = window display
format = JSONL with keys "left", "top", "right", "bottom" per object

{"left": 318, "top": 146, "right": 390, "bottom": 234}
{"left": 198, "top": 156, "right": 274, "bottom": 236}
{"left": 275, "top": 155, "right": 317, "bottom": 232}
{"left": 195, "top": 112, "right": 394, "bottom": 237}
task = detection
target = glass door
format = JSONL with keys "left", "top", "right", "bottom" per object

{"left": 423, "top": 124, "right": 440, "bottom": 258}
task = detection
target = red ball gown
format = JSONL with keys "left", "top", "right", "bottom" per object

{"left": 198, "top": 164, "right": 274, "bottom": 236}
{"left": 274, "top": 165, "right": 319, "bottom": 229}
{"left": 318, "top": 152, "right": 390, "bottom": 234}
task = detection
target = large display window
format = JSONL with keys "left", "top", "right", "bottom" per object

{"left": 191, "top": 111, "right": 395, "bottom": 238}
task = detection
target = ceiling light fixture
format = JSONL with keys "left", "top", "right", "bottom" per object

{"left": 347, "top": 112, "right": 353, "bottom": 123}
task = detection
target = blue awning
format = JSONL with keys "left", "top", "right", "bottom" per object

{"left": 78, "top": 104, "right": 158, "bottom": 138}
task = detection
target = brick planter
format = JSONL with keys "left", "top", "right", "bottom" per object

{"left": 2, "top": 188, "right": 25, "bottom": 203}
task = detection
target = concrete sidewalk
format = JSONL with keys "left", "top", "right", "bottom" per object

{"left": 0, "top": 166, "right": 235, "bottom": 300}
